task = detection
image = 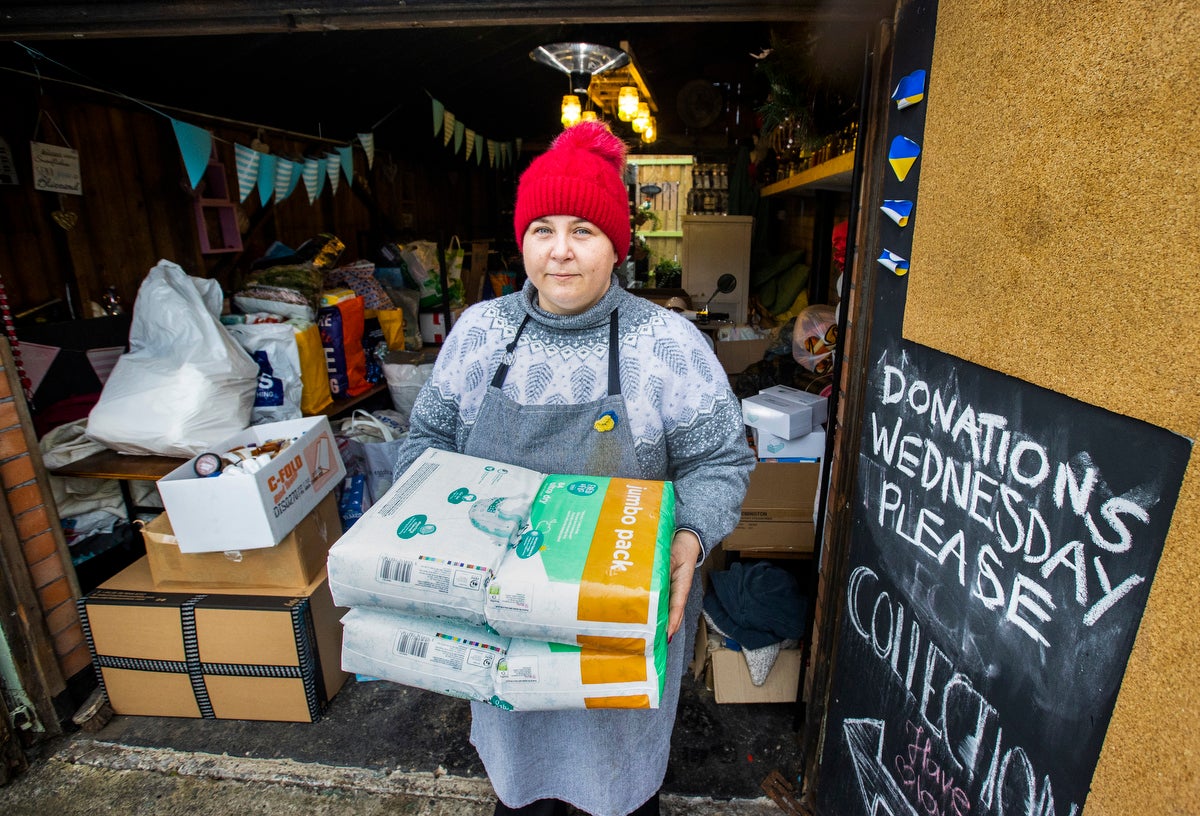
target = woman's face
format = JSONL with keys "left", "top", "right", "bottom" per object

{"left": 523, "top": 215, "right": 618, "bottom": 315}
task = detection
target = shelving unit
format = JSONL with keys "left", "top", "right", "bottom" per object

{"left": 193, "top": 154, "right": 243, "bottom": 254}
{"left": 761, "top": 151, "right": 855, "bottom": 197}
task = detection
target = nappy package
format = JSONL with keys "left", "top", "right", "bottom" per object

{"left": 328, "top": 448, "right": 544, "bottom": 623}
{"left": 340, "top": 607, "right": 665, "bottom": 710}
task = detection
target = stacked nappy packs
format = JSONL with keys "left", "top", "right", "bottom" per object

{"left": 328, "top": 448, "right": 674, "bottom": 710}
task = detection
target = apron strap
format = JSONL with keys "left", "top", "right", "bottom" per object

{"left": 490, "top": 314, "right": 532, "bottom": 388}
{"left": 491, "top": 311, "right": 621, "bottom": 395}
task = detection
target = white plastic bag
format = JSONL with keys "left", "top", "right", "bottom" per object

{"left": 226, "top": 322, "right": 304, "bottom": 424}
{"left": 86, "top": 260, "right": 259, "bottom": 457}
{"left": 384, "top": 360, "right": 434, "bottom": 417}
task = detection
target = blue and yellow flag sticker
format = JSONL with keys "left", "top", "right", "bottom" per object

{"left": 877, "top": 250, "right": 909, "bottom": 276}
{"left": 594, "top": 410, "right": 618, "bottom": 432}
{"left": 888, "top": 135, "right": 921, "bottom": 182}
{"left": 881, "top": 200, "right": 914, "bottom": 228}
{"left": 892, "top": 70, "right": 926, "bottom": 110}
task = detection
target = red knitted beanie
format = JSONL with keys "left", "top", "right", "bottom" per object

{"left": 513, "top": 121, "right": 632, "bottom": 263}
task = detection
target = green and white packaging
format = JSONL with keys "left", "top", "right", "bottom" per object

{"left": 493, "top": 638, "right": 664, "bottom": 711}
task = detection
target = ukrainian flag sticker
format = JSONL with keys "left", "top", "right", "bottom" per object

{"left": 877, "top": 250, "right": 910, "bottom": 276}
{"left": 888, "top": 135, "right": 921, "bottom": 182}
{"left": 881, "top": 200, "right": 914, "bottom": 228}
{"left": 892, "top": 69, "right": 927, "bottom": 110}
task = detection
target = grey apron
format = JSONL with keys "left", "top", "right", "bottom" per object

{"left": 463, "top": 311, "right": 701, "bottom": 816}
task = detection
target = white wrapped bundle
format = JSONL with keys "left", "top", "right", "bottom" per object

{"left": 493, "top": 638, "right": 664, "bottom": 711}
{"left": 340, "top": 606, "right": 509, "bottom": 704}
{"left": 328, "top": 448, "right": 544, "bottom": 623}
{"left": 485, "top": 475, "right": 674, "bottom": 655}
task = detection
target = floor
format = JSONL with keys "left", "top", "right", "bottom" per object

{"left": 82, "top": 667, "right": 806, "bottom": 803}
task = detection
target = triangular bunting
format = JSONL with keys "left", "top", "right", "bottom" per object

{"left": 432, "top": 98, "right": 445, "bottom": 137}
{"left": 358, "top": 132, "right": 375, "bottom": 169}
{"left": 464, "top": 128, "right": 476, "bottom": 159}
{"left": 234, "top": 143, "right": 260, "bottom": 203}
{"left": 170, "top": 118, "right": 212, "bottom": 189}
{"left": 315, "top": 157, "right": 328, "bottom": 199}
{"left": 302, "top": 157, "right": 321, "bottom": 204}
{"left": 475, "top": 134, "right": 484, "bottom": 165}
{"left": 515, "top": 138, "right": 523, "bottom": 159}
{"left": 443, "top": 111, "right": 456, "bottom": 147}
{"left": 453, "top": 121, "right": 465, "bottom": 154}
{"left": 275, "top": 157, "right": 300, "bottom": 203}
{"left": 325, "top": 152, "right": 341, "bottom": 196}
{"left": 337, "top": 145, "right": 354, "bottom": 187}
{"left": 487, "top": 139, "right": 497, "bottom": 167}
{"left": 256, "top": 153, "right": 277, "bottom": 206}
{"left": 286, "top": 160, "right": 302, "bottom": 198}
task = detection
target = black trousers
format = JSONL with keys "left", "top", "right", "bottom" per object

{"left": 493, "top": 792, "right": 660, "bottom": 816}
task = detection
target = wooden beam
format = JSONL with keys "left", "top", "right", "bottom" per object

{"left": 0, "top": 1, "right": 892, "bottom": 40}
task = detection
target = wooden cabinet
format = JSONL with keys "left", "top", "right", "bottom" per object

{"left": 681, "top": 215, "right": 753, "bottom": 324}
{"left": 193, "top": 155, "right": 242, "bottom": 254}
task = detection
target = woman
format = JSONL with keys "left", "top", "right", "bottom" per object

{"left": 393, "top": 121, "right": 753, "bottom": 816}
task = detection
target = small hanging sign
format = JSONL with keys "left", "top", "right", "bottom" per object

{"left": 31, "top": 141, "right": 82, "bottom": 195}
{"left": 0, "top": 138, "right": 18, "bottom": 185}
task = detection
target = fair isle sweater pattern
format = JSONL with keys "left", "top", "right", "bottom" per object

{"left": 399, "top": 278, "right": 753, "bottom": 551}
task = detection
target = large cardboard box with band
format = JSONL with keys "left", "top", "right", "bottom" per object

{"left": 721, "top": 461, "right": 820, "bottom": 556}
{"left": 77, "top": 558, "right": 348, "bottom": 722}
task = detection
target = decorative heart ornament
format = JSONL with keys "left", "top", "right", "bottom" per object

{"left": 51, "top": 210, "right": 78, "bottom": 230}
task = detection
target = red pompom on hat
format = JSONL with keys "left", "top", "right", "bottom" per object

{"left": 513, "top": 121, "right": 632, "bottom": 263}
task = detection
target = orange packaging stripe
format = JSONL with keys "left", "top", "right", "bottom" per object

{"left": 578, "top": 637, "right": 649, "bottom": 685}
{"left": 584, "top": 694, "right": 651, "bottom": 710}
{"left": 578, "top": 478, "right": 662, "bottom": 625}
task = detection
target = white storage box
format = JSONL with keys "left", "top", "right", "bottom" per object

{"left": 157, "top": 416, "right": 346, "bottom": 553}
{"left": 754, "top": 428, "right": 826, "bottom": 462}
{"left": 742, "top": 393, "right": 813, "bottom": 440}
{"left": 758, "top": 385, "right": 828, "bottom": 430}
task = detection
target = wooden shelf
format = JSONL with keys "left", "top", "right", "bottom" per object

{"left": 761, "top": 151, "right": 855, "bottom": 196}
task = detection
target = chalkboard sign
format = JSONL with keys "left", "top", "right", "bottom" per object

{"left": 818, "top": 341, "right": 1190, "bottom": 815}
{"left": 814, "top": 2, "right": 1193, "bottom": 814}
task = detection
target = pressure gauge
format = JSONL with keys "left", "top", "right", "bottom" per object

{"left": 194, "top": 452, "right": 222, "bottom": 478}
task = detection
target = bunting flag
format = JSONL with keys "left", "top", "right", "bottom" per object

{"left": 257, "top": 153, "right": 277, "bottom": 205}
{"left": 877, "top": 249, "right": 910, "bottom": 276}
{"left": 358, "top": 132, "right": 375, "bottom": 169}
{"left": 880, "top": 200, "right": 914, "bottom": 227}
{"left": 443, "top": 111, "right": 456, "bottom": 147}
{"left": 453, "top": 120, "right": 465, "bottom": 154}
{"left": 285, "top": 159, "right": 302, "bottom": 198}
{"left": 487, "top": 139, "right": 497, "bottom": 167}
{"left": 274, "top": 157, "right": 302, "bottom": 203}
{"left": 464, "top": 128, "right": 476, "bottom": 159}
{"left": 500, "top": 142, "right": 511, "bottom": 168}
{"left": 888, "top": 135, "right": 921, "bottom": 182}
{"left": 324, "top": 152, "right": 341, "bottom": 196}
{"left": 302, "top": 157, "right": 321, "bottom": 204}
{"left": 337, "top": 145, "right": 354, "bottom": 187}
{"left": 892, "top": 69, "right": 927, "bottom": 110}
{"left": 170, "top": 118, "right": 212, "bottom": 189}
{"left": 475, "top": 133, "right": 484, "bottom": 164}
{"left": 432, "top": 98, "right": 445, "bottom": 137}
{"left": 314, "top": 157, "right": 328, "bottom": 199}
{"left": 515, "top": 138, "right": 523, "bottom": 159}
{"left": 234, "top": 143, "right": 260, "bottom": 203}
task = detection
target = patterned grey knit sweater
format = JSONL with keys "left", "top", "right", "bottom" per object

{"left": 393, "top": 276, "right": 754, "bottom": 558}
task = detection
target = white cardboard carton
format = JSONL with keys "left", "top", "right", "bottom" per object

{"left": 742, "top": 393, "right": 812, "bottom": 440}
{"left": 757, "top": 385, "right": 828, "bottom": 430}
{"left": 157, "top": 416, "right": 346, "bottom": 553}
{"left": 754, "top": 428, "right": 826, "bottom": 462}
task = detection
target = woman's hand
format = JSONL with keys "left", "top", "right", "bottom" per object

{"left": 667, "top": 530, "right": 702, "bottom": 639}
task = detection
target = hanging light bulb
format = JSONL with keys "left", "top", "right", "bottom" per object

{"left": 561, "top": 94, "right": 582, "bottom": 127}
{"left": 632, "top": 102, "right": 651, "bottom": 133}
{"left": 617, "top": 86, "right": 640, "bottom": 122}
{"left": 581, "top": 110, "right": 599, "bottom": 122}
{"left": 640, "top": 116, "right": 657, "bottom": 144}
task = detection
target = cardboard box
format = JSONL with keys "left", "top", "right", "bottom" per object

{"left": 742, "top": 393, "right": 812, "bottom": 439}
{"left": 77, "top": 558, "right": 348, "bottom": 722}
{"left": 758, "top": 385, "right": 828, "bottom": 429}
{"left": 714, "top": 336, "right": 771, "bottom": 375}
{"left": 157, "top": 416, "right": 345, "bottom": 553}
{"left": 693, "top": 624, "right": 802, "bottom": 704}
{"left": 143, "top": 491, "right": 341, "bottom": 590}
{"left": 722, "top": 520, "right": 815, "bottom": 555}
{"left": 741, "top": 462, "right": 820, "bottom": 522}
{"left": 753, "top": 428, "right": 825, "bottom": 462}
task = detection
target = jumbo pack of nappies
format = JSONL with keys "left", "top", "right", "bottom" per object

{"left": 485, "top": 475, "right": 674, "bottom": 657}
{"left": 493, "top": 638, "right": 664, "bottom": 711}
{"left": 328, "top": 448, "right": 544, "bottom": 623}
{"left": 340, "top": 606, "right": 509, "bottom": 703}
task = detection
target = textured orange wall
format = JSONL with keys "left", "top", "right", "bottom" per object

{"left": 907, "top": 2, "right": 1199, "bottom": 811}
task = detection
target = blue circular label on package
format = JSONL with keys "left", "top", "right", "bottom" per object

{"left": 515, "top": 529, "right": 544, "bottom": 558}
{"left": 567, "top": 480, "right": 599, "bottom": 496}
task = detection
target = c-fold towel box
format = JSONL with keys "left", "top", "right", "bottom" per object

{"left": 742, "top": 387, "right": 827, "bottom": 440}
